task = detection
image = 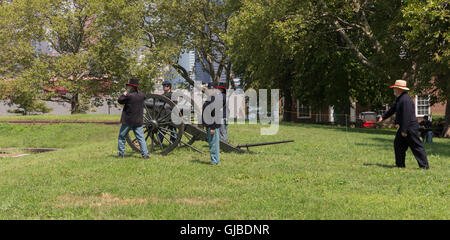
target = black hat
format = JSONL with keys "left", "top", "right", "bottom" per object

{"left": 207, "top": 82, "right": 218, "bottom": 89}
{"left": 126, "top": 78, "right": 139, "bottom": 87}
{"left": 162, "top": 80, "right": 172, "bottom": 87}
{"left": 216, "top": 82, "right": 227, "bottom": 90}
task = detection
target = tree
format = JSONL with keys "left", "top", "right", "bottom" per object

{"left": 401, "top": 0, "right": 449, "bottom": 136}
{"left": 227, "top": 0, "right": 392, "bottom": 122}
{"left": 0, "top": 0, "right": 52, "bottom": 114}
{"left": 1, "top": 0, "right": 149, "bottom": 114}
{"left": 133, "top": 0, "right": 240, "bottom": 88}
{"left": 228, "top": 0, "right": 448, "bottom": 127}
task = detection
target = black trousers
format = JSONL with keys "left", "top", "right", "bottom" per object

{"left": 394, "top": 129, "right": 429, "bottom": 169}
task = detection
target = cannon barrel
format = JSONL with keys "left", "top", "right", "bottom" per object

{"left": 236, "top": 140, "right": 294, "bottom": 150}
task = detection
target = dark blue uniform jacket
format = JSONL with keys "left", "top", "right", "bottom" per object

{"left": 382, "top": 92, "right": 419, "bottom": 134}
{"left": 118, "top": 91, "right": 146, "bottom": 127}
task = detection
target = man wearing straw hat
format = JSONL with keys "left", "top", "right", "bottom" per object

{"left": 378, "top": 80, "right": 429, "bottom": 169}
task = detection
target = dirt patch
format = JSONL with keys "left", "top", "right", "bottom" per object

{"left": 173, "top": 197, "right": 227, "bottom": 205}
{"left": 0, "top": 148, "right": 59, "bottom": 158}
{"left": 52, "top": 193, "right": 150, "bottom": 208}
{"left": 50, "top": 193, "right": 226, "bottom": 208}
{"left": 0, "top": 153, "right": 30, "bottom": 158}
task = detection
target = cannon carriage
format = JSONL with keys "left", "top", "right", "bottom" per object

{"left": 125, "top": 93, "right": 293, "bottom": 155}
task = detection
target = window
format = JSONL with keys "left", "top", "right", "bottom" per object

{"left": 416, "top": 95, "right": 430, "bottom": 117}
{"left": 297, "top": 100, "right": 311, "bottom": 119}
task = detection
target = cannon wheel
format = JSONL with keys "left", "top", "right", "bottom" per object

{"left": 125, "top": 94, "right": 184, "bottom": 155}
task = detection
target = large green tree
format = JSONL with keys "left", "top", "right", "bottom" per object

{"left": 1, "top": 0, "right": 155, "bottom": 114}
{"left": 227, "top": 0, "right": 393, "bottom": 121}
{"left": 0, "top": 1, "right": 51, "bottom": 114}
{"left": 132, "top": 0, "right": 241, "bottom": 88}
{"left": 228, "top": 0, "right": 448, "bottom": 129}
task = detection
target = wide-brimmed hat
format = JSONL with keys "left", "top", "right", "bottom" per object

{"left": 126, "top": 78, "right": 139, "bottom": 87}
{"left": 389, "top": 80, "right": 410, "bottom": 91}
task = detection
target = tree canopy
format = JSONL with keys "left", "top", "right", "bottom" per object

{"left": 0, "top": 0, "right": 448, "bottom": 135}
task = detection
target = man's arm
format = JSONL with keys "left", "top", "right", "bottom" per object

{"left": 379, "top": 102, "right": 396, "bottom": 122}
{"left": 118, "top": 91, "right": 129, "bottom": 104}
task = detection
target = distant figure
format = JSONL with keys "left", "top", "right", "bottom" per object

{"left": 419, "top": 115, "right": 433, "bottom": 143}
{"left": 117, "top": 78, "right": 150, "bottom": 159}
{"left": 378, "top": 80, "right": 429, "bottom": 169}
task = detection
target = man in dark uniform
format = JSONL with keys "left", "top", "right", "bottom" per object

{"left": 419, "top": 115, "right": 433, "bottom": 143}
{"left": 117, "top": 78, "right": 150, "bottom": 159}
{"left": 162, "top": 80, "right": 173, "bottom": 99}
{"left": 158, "top": 80, "right": 177, "bottom": 144}
{"left": 378, "top": 80, "right": 429, "bottom": 169}
{"left": 216, "top": 82, "right": 228, "bottom": 142}
{"left": 203, "top": 82, "right": 222, "bottom": 165}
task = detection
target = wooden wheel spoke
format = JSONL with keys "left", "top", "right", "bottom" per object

{"left": 158, "top": 127, "right": 178, "bottom": 140}
{"left": 150, "top": 133, "right": 155, "bottom": 152}
{"left": 155, "top": 101, "right": 167, "bottom": 120}
{"left": 158, "top": 111, "right": 172, "bottom": 122}
{"left": 158, "top": 130, "right": 174, "bottom": 145}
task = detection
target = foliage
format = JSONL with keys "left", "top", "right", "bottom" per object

{"left": 0, "top": 0, "right": 158, "bottom": 114}
{"left": 130, "top": 0, "right": 241, "bottom": 87}
{"left": 227, "top": 0, "right": 448, "bottom": 124}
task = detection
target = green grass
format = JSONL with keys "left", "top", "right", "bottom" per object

{"left": 0, "top": 119, "right": 448, "bottom": 219}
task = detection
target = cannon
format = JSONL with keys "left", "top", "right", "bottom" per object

{"left": 125, "top": 93, "right": 293, "bottom": 155}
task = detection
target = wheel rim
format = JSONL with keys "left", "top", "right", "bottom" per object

{"left": 125, "top": 94, "right": 184, "bottom": 155}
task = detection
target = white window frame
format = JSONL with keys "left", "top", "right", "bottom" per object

{"left": 297, "top": 100, "right": 312, "bottom": 119}
{"left": 415, "top": 95, "right": 430, "bottom": 117}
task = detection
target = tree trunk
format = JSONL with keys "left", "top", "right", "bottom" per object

{"left": 444, "top": 100, "right": 450, "bottom": 138}
{"left": 71, "top": 93, "right": 79, "bottom": 114}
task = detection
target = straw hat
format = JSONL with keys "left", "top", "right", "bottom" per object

{"left": 389, "top": 80, "right": 410, "bottom": 91}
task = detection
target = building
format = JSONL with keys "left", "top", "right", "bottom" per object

{"left": 289, "top": 95, "right": 447, "bottom": 125}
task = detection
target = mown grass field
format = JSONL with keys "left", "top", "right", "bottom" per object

{"left": 0, "top": 115, "right": 448, "bottom": 219}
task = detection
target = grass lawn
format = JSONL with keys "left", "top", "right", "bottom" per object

{"left": 0, "top": 114, "right": 120, "bottom": 121}
{"left": 0, "top": 118, "right": 448, "bottom": 219}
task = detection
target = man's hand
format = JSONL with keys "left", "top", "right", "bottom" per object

{"left": 401, "top": 132, "right": 407, "bottom": 137}
{"left": 210, "top": 129, "right": 215, "bottom": 135}
{"left": 378, "top": 116, "right": 383, "bottom": 123}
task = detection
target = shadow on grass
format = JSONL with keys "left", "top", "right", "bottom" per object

{"left": 190, "top": 159, "right": 211, "bottom": 165}
{"left": 366, "top": 137, "right": 450, "bottom": 158}
{"left": 363, "top": 163, "right": 397, "bottom": 169}
{"left": 282, "top": 122, "right": 450, "bottom": 157}
{"left": 280, "top": 122, "right": 397, "bottom": 136}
